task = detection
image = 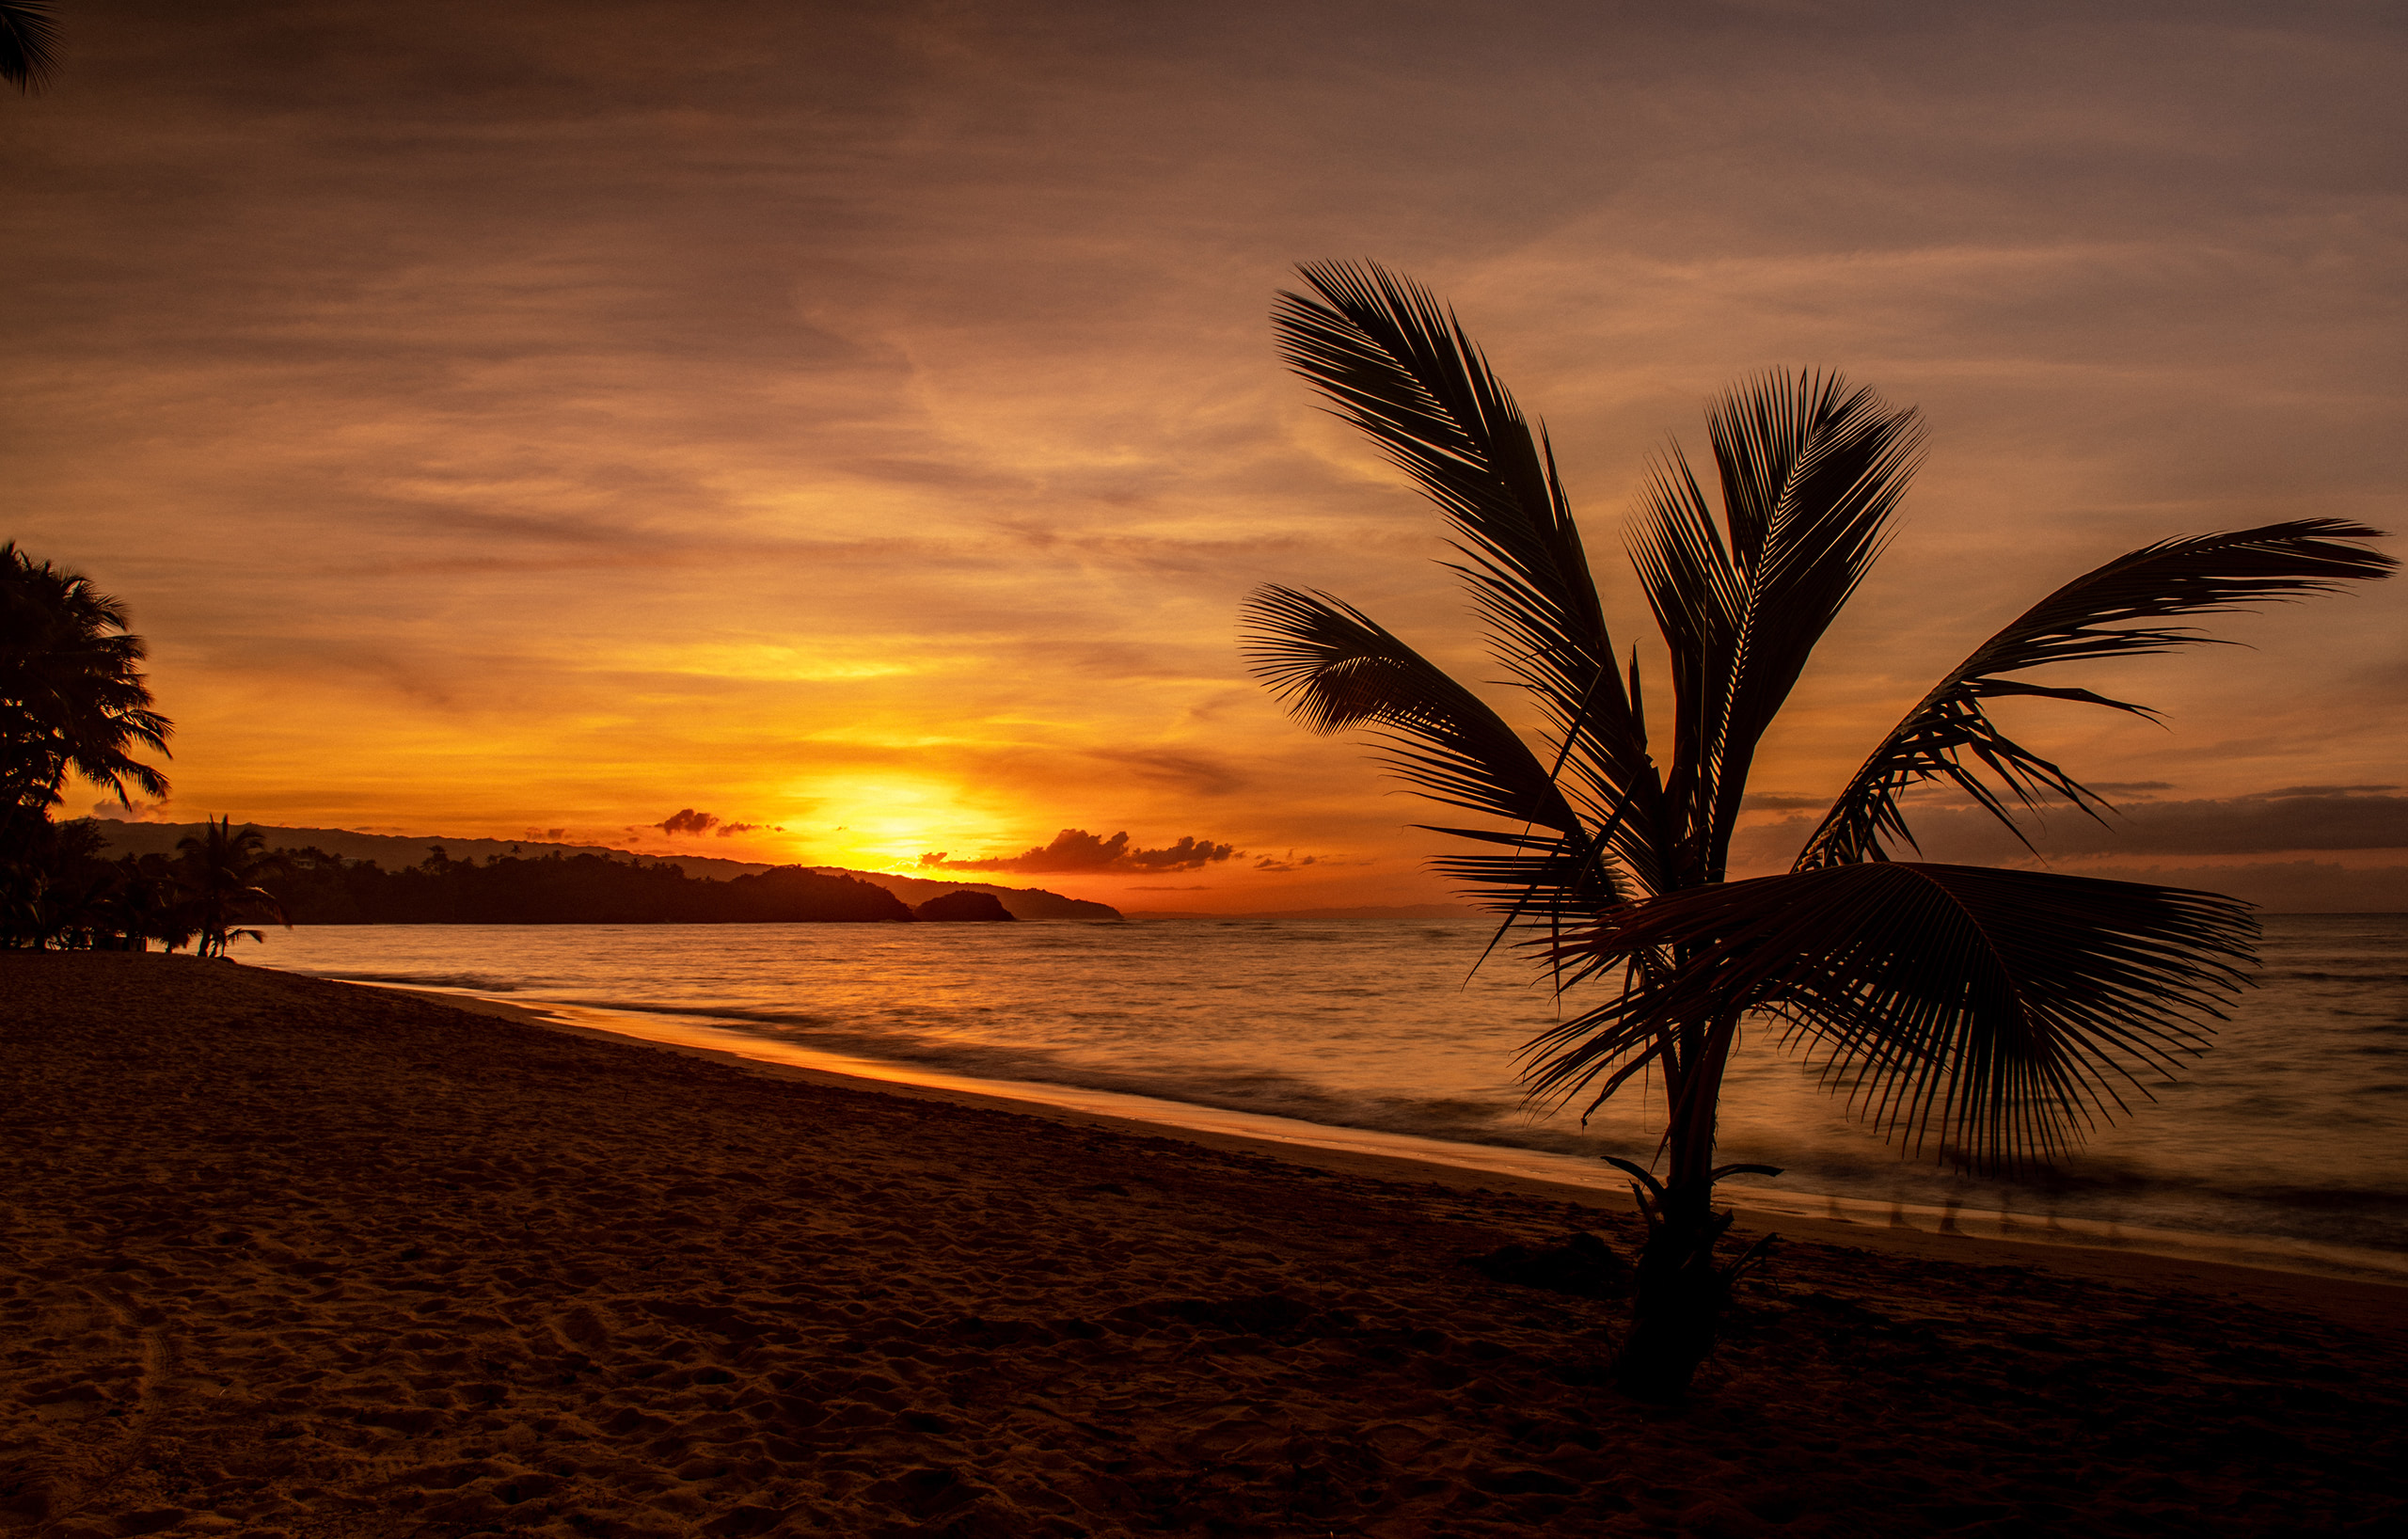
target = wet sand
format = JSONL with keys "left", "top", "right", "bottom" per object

{"left": 3, "top": 953, "right": 2401, "bottom": 1536}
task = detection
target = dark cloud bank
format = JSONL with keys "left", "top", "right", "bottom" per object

{"left": 921, "top": 829, "right": 1236, "bottom": 875}
{"left": 2074, "top": 862, "right": 2408, "bottom": 914}
{"left": 1735, "top": 788, "right": 2408, "bottom": 911}
{"left": 651, "top": 808, "right": 773, "bottom": 838}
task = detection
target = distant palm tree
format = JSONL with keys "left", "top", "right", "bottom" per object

{"left": 1241, "top": 262, "right": 2395, "bottom": 1401}
{"left": 1, "top": 544, "right": 173, "bottom": 814}
{"left": 175, "top": 817, "right": 289, "bottom": 958}
{"left": 95, "top": 859, "right": 191, "bottom": 952}
{"left": 0, "top": 2, "right": 56, "bottom": 93}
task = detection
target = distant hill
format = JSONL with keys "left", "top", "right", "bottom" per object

{"left": 91, "top": 819, "right": 775, "bottom": 881}
{"left": 88, "top": 819, "right": 1120, "bottom": 921}
{"left": 263, "top": 853, "right": 913, "bottom": 926}
{"left": 809, "top": 867, "right": 1118, "bottom": 921}
{"left": 911, "top": 890, "right": 1016, "bottom": 923}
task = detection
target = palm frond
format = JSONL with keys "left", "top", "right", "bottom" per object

{"left": 1796, "top": 520, "right": 2397, "bottom": 868}
{"left": 1630, "top": 372, "right": 1925, "bottom": 882}
{"left": 1242, "top": 583, "right": 1661, "bottom": 918}
{"left": 2, "top": 543, "right": 173, "bottom": 808}
{"left": 0, "top": 2, "right": 56, "bottom": 93}
{"left": 1275, "top": 262, "right": 1664, "bottom": 870}
{"left": 1525, "top": 862, "right": 2254, "bottom": 1169}
{"left": 1240, "top": 584, "right": 1576, "bottom": 825}
{"left": 1420, "top": 828, "right": 1624, "bottom": 926}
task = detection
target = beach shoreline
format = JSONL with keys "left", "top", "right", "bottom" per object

{"left": 5, "top": 952, "right": 2402, "bottom": 1536}
{"left": 243, "top": 912, "right": 2408, "bottom": 1282}
{"left": 388, "top": 983, "right": 2408, "bottom": 1336}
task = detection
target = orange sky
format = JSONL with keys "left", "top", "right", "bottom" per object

{"left": 6, "top": 1, "right": 2403, "bottom": 911}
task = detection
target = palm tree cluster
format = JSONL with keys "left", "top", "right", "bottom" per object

{"left": 0, "top": 544, "right": 266, "bottom": 951}
{"left": 1242, "top": 262, "right": 2395, "bottom": 1399}
{"left": 1, "top": 815, "right": 287, "bottom": 956}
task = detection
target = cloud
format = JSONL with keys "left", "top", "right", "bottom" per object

{"left": 1733, "top": 788, "right": 2408, "bottom": 870}
{"left": 2028, "top": 791, "right": 2408, "bottom": 857}
{"left": 1083, "top": 749, "right": 1250, "bottom": 798}
{"left": 93, "top": 799, "right": 176, "bottom": 822}
{"left": 1253, "top": 852, "right": 1321, "bottom": 872}
{"left": 8, "top": 0, "right": 2400, "bottom": 912}
{"left": 646, "top": 809, "right": 784, "bottom": 838}
{"left": 2069, "top": 863, "right": 2408, "bottom": 914}
{"left": 919, "top": 829, "right": 1238, "bottom": 874}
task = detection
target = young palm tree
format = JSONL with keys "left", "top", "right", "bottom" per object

{"left": 1, "top": 544, "right": 174, "bottom": 814}
{"left": 1241, "top": 262, "right": 2395, "bottom": 1400}
{"left": 175, "top": 817, "right": 290, "bottom": 959}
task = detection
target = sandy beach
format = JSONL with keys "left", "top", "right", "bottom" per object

{"left": 3, "top": 954, "right": 2401, "bottom": 1537}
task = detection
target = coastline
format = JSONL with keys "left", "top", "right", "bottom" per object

{"left": 391, "top": 983, "right": 2408, "bottom": 1332}
{"left": 6, "top": 952, "right": 2402, "bottom": 1536}
{"left": 246, "top": 912, "right": 2408, "bottom": 1284}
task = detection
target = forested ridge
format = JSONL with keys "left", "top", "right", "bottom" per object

{"left": 265, "top": 847, "right": 913, "bottom": 924}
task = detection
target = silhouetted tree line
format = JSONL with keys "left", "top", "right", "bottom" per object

{"left": 0, "top": 825, "right": 1026, "bottom": 945}
{"left": 263, "top": 847, "right": 914, "bottom": 925}
{"left": 0, "top": 814, "right": 282, "bottom": 954}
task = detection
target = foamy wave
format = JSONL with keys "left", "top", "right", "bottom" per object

{"left": 306, "top": 969, "right": 523, "bottom": 992}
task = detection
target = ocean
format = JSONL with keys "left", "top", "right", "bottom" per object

{"left": 250, "top": 912, "right": 2408, "bottom": 1281}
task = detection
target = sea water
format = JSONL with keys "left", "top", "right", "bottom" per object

{"left": 249, "top": 913, "right": 2408, "bottom": 1276}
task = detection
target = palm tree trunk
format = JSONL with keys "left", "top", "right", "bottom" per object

{"left": 1613, "top": 1015, "right": 1739, "bottom": 1402}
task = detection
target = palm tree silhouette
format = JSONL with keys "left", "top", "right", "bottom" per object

{"left": 1, "top": 543, "right": 173, "bottom": 815}
{"left": 1241, "top": 262, "right": 2395, "bottom": 1400}
{"left": 174, "top": 817, "right": 289, "bottom": 959}
{"left": 0, "top": 807, "right": 107, "bottom": 948}
{"left": 96, "top": 860, "right": 191, "bottom": 953}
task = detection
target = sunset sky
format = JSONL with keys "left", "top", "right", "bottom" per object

{"left": 6, "top": 0, "right": 2402, "bottom": 911}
